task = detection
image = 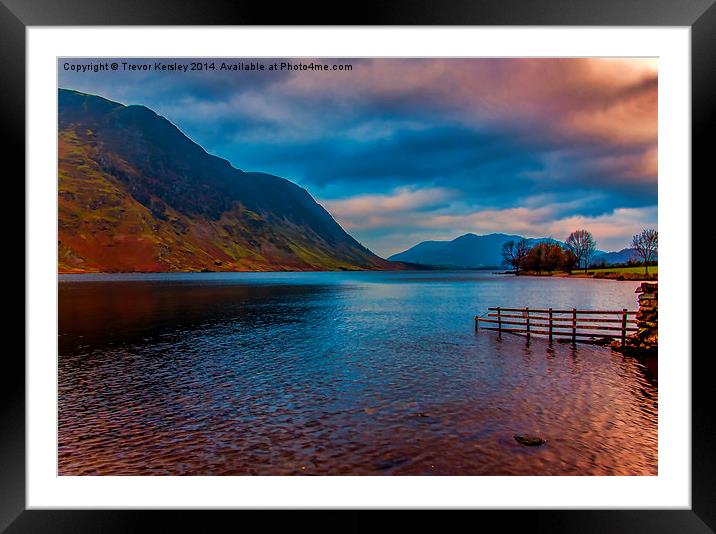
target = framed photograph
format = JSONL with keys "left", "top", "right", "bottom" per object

{"left": 5, "top": 0, "right": 711, "bottom": 531}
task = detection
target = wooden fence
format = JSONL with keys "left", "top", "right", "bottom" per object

{"left": 475, "top": 307, "right": 637, "bottom": 343}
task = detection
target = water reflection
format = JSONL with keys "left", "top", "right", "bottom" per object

{"left": 58, "top": 272, "right": 657, "bottom": 475}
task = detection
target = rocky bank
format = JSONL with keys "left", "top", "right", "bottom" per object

{"left": 612, "top": 282, "right": 658, "bottom": 355}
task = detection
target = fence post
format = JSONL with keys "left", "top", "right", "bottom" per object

{"left": 525, "top": 307, "right": 530, "bottom": 339}
{"left": 572, "top": 308, "right": 577, "bottom": 343}
{"left": 621, "top": 308, "right": 627, "bottom": 344}
{"left": 475, "top": 315, "right": 479, "bottom": 332}
{"left": 497, "top": 306, "right": 502, "bottom": 336}
{"left": 548, "top": 307, "right": 553, "bottom": 341}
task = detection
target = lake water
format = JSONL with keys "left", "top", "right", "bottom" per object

{"left": 58, "top": 271, "right": 657, "bottom": 475}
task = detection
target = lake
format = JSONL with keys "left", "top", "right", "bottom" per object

{"left": 58, "top": 271, "right": 657, "bottom": 475}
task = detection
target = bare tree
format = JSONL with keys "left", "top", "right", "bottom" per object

{"left": 501, "top": 240, "right": 517, "bottom": 272}
{"left": 565, "top": 229, "right": 597, "bottom": 273}
{"left": 632, "top": 228, "right": 658, "bottom": 274}
{"left": 501, "top": 239, "right": 531, "bottom": 275}
{"left": 515, "top": 239, "right": 531, "bottom": 273}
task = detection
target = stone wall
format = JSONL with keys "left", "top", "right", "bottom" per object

{"left": 612, "top": 282, "right": 658, "bottom": 355}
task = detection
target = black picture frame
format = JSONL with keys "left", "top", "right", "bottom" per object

{"left": 4, "top": 0, "right": 711, "bottom": 531}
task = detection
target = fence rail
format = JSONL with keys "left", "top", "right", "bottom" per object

{"left": 475, "top": 306, "right": 637, "bottom": 343}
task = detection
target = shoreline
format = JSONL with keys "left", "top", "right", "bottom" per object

{"left": 57, "top": 267, "right": 656, "bottom": 281}
{"left": 508, "top": 270, "right": 658, "bottom": 281}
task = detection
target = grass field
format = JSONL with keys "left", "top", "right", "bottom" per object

{"left": 519, "top": 265, "right": 658, "bottom": 280}
{"left": 587, "top": 266, "right": 658, "bottom": 275}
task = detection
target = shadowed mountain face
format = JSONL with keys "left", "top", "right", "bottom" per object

{"left": 58, "top": 89, "right": 397, "bottom": 273}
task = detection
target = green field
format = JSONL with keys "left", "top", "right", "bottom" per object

{"left": 587, "top": 266, "right": 658, "bottom": 275}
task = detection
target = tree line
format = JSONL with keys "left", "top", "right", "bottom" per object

{"left": 501, "top": 228, "right": 658, "bottom": 274}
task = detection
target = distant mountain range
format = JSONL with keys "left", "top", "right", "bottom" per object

{"left": 389, "top": 233, "right": 645, "bottom": 269}
{"left": 58, "top": 89, "right": 403, "bottom": 273}
{"left": 591, "top": 247, "right": 645, "bottom": 266}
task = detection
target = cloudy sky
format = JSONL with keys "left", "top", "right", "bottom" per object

{"left": 59, "top": 58, "right": 657, "bottom": 256}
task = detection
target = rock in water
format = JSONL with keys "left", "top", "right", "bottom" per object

{"left": 514, "top": 434, "right": 546, "bottom": 446}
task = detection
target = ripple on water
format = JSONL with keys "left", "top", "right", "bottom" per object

{"left": 58, "top": 272, "right": 657, "bottom": 475}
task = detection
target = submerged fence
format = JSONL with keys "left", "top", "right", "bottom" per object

{"left": 475, "top": 307, "right": 638, "bottom": 343}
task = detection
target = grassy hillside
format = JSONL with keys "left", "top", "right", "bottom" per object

{"left": 58, "top": 89, "right": 399, "bottom": 273}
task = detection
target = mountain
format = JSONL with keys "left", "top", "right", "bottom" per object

{"left": 388, "top": 233, "right": 643, "bottom": 269}
{"left": 591, "top": 248, "right": 650, "bottom": 266}
{"left": 388, "top": 233, "right": 561, "bottom": 269}
{"left": 58, "top": 89, "right": 399, "bottom": 273}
